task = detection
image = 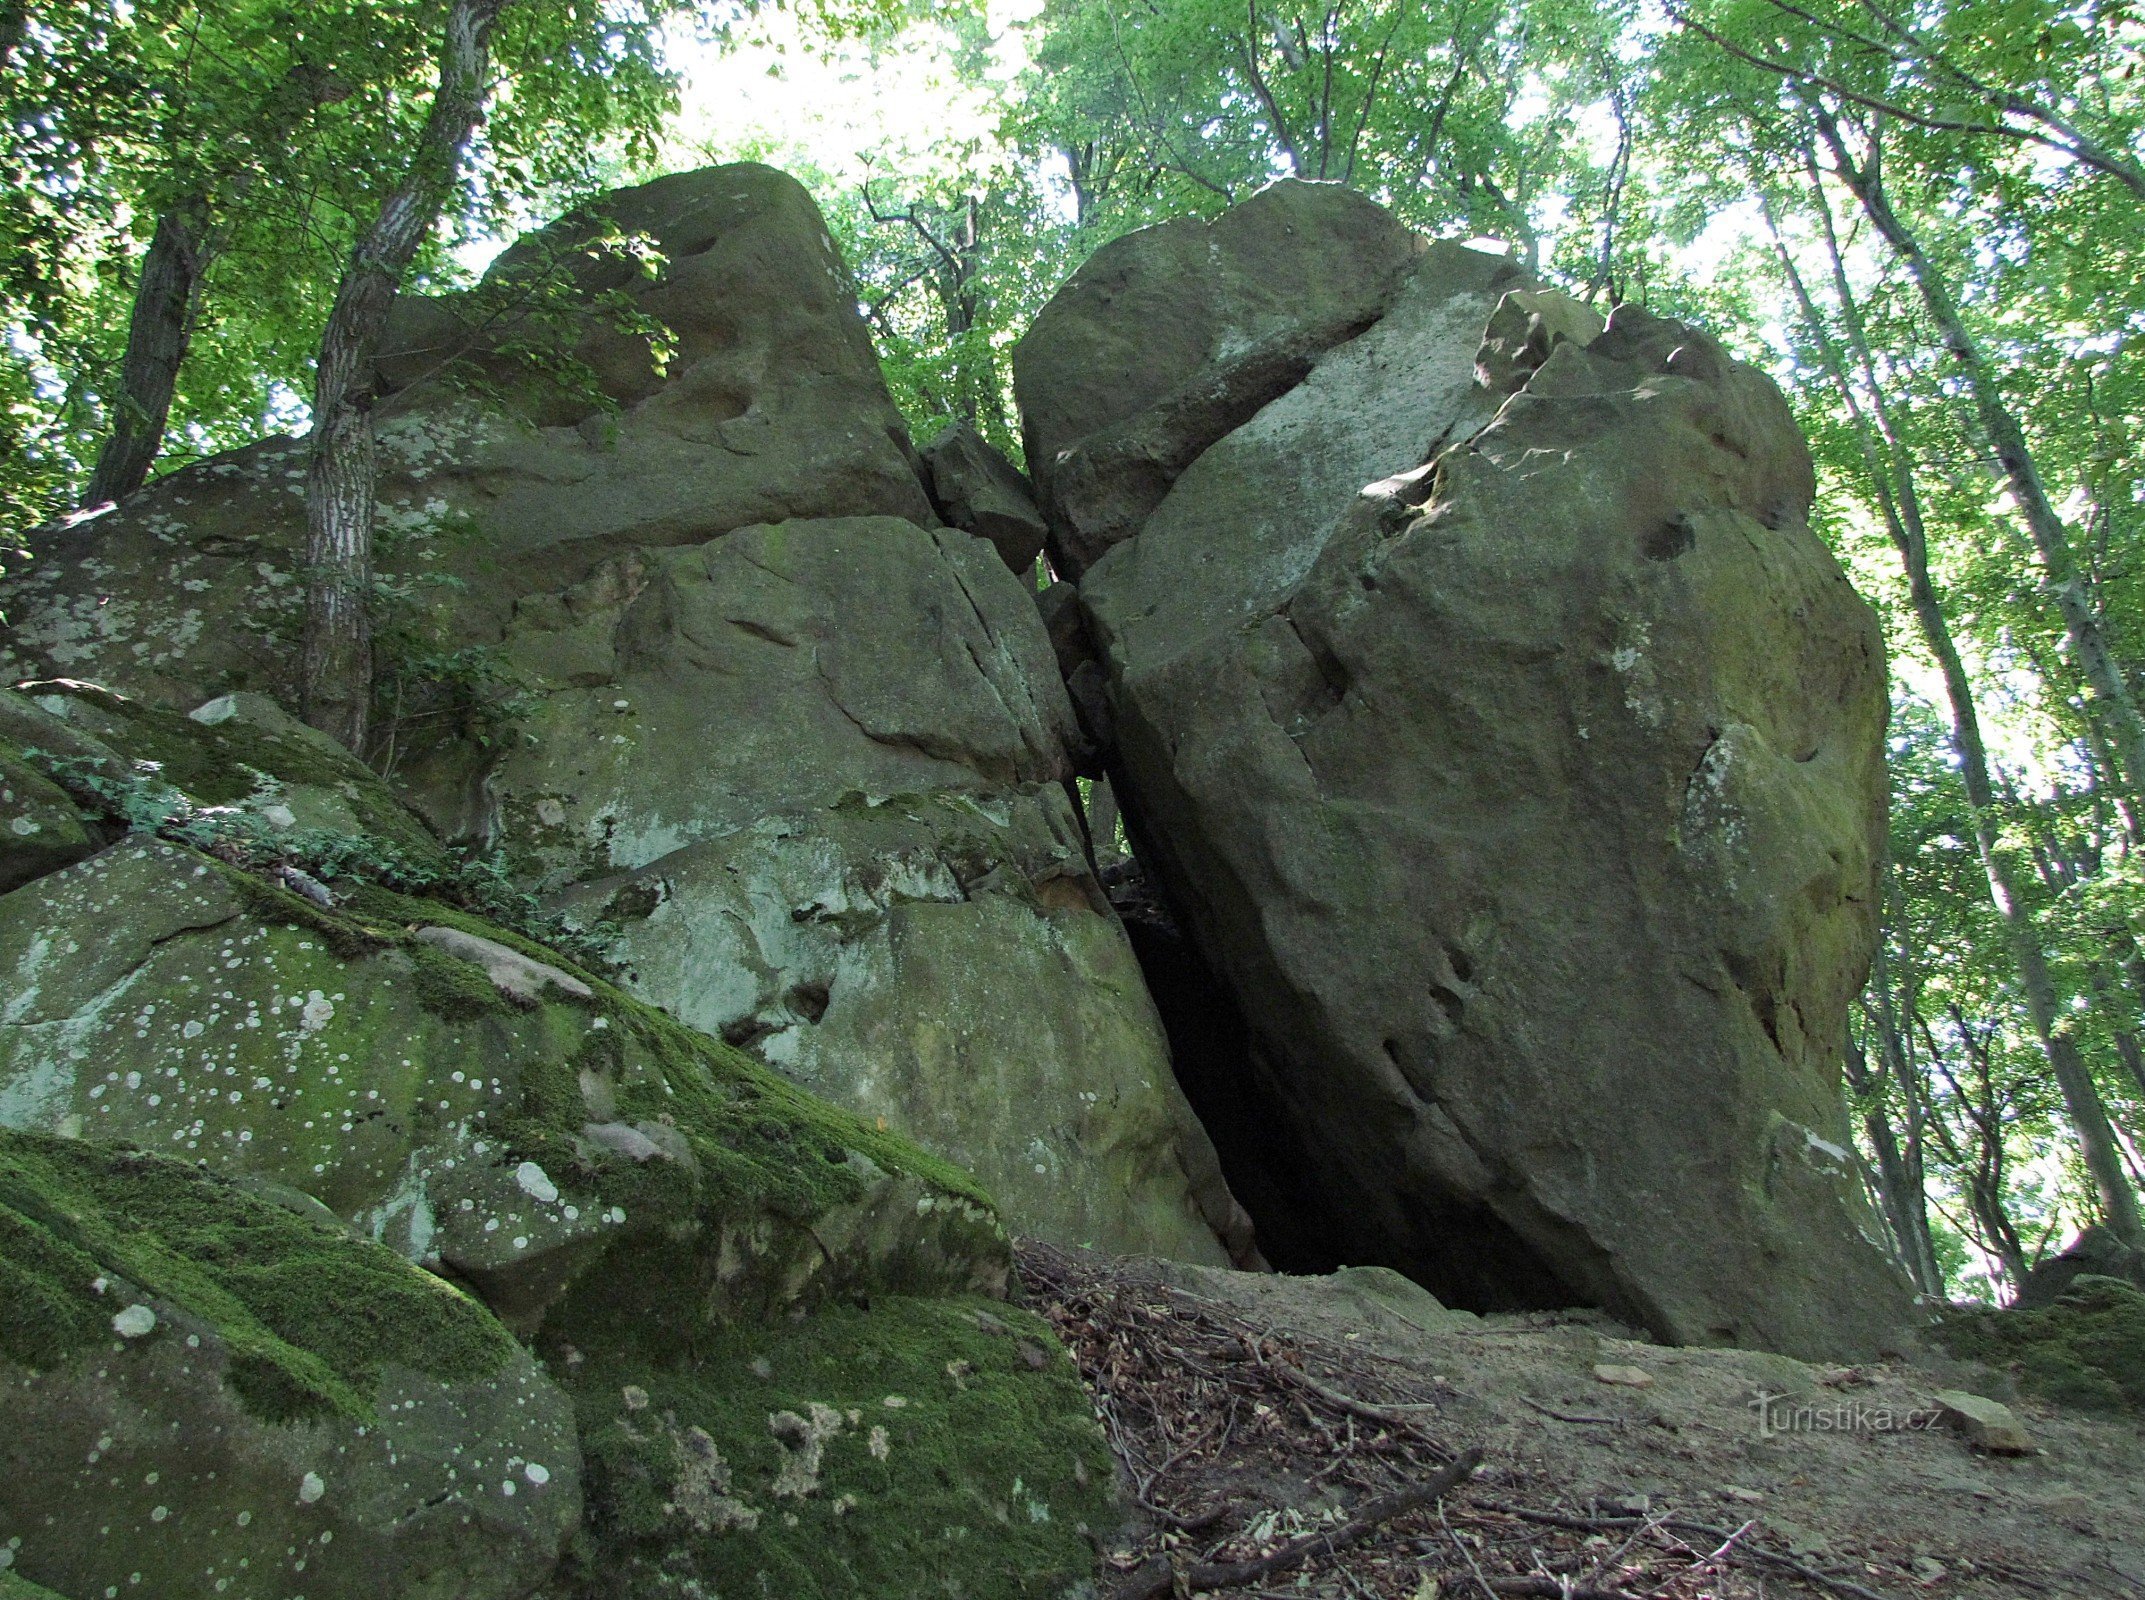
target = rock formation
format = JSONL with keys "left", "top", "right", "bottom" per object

{"left": 0, "top": 158, "right": 1938, "bottom": 1599}
{"left": 0, "top": 681, "right": 1111, "bottom": 1600}
{"left": 2, "top": 1127, "right": 583, "bottom": 1600}
{"left": 1018, "top": 179, "right": 1915, "bottom": 1360}
{"left": 0, "top": 163, "right": 1247, "bottom": 1270}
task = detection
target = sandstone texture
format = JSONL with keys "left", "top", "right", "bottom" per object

{"left": 1021, "top": 179, "right": 1914, "bottom": 1359}
{"left": 1013, "top": 179, "right": 1423, "bottom": 578}
{"left": 0, "top": 1128, "right": 582, "bottom": 1600}
{"left": 0, "top": 166, "right": 1243, "bottom": 1269}
{"left": 920, "top": 421, "right": 1049, "bottom": 576}
{"left": 0, "top": 689, "right": 1115, "bottom": 1599}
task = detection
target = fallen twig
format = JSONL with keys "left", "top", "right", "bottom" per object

{"left": 1476, "top": 1500, "right": 1903, "bottom": 1600}
{"left": 1519, "top": 1395, "right": 1627, "bottom": 1426}
{"left": 1115, "top": 1447, "right": 1485, "bottom": 1599}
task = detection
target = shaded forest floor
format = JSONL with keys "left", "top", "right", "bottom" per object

{"left": 1016, "top": 1244, "right": 2145, "bottom": 1600}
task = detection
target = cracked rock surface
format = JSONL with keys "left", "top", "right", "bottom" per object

{"left": 1025, "top": 182, "right": 1913, "bottom": 1360}
{"left": 0, "top": 165, "right": 1245, "bottom": 1269}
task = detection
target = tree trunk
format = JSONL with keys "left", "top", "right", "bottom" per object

{"left": 1845, "top": 1018, "right": 1941, "bottom": 1295}
{"left": 84, "top": 202, "right": 210, "bottom": 508}
{"left": 1816, "top": 104, "right": 2145, "bottom": 840}
{"left": 1861, "top": 934, "right": 1944, "bottom": 1295}
{"left": 301, "top": 0, "right": 509, "bottom": 752}
{"left": 1775, "top": 163, "right": 2145, "bottom": 1252}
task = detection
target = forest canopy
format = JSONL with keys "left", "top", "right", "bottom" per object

{"left": 4, "top": 0, "right": 2144, "bottom": 1303}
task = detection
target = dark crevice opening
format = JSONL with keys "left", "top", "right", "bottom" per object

{"left": 1103, "top": 855, "right": 1595, "bottom": 1316}
{"left": 1106, "top": 863, "right": 1352, "bottom": 1277}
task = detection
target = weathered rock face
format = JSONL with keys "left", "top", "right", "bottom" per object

{"left": 1023, "top": 181, "right": 1914, "bottom": 1359}
{"left": 0, "top": 837, "right": 1009, "bottom": 1335}
{"left": 0, "top": 166, "right": 1245, "bottom": 1268}
{"left": 486, "top": 513, "right": 1244, "bottom": 1263}
{"left": 0, "top": 1128, "right": 583, "bottom": 1600}
{"left": 0, "top": 699, "right": 1119, "bottom": 1597}
{"left": 2, "top": 164, "right": 932, "bottom": 718}
{"left": 1012, "top": 179, "right": 1424, "bottom": 578}
{"left": 920, "top": 422, "right": 1048, "bottom": 577}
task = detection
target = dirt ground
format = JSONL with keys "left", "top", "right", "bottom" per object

{"left": 1016, "top": 1243, "right": 2145, "bottom": 1600}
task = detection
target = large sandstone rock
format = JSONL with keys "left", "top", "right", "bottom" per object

{"left": 472, "top": 512, "right": 1243, "bottom": 1262}
{"left": 3, "top": 165, "right": 932, "bottom": 721}
{"left": 0, "top": 167, "right": 1246, "bottom": 1268}
{"left": 1026, "top": 183, "right": 1915, "bottom": 1359}
{"left": 0, "top": 839, "right": 1008, "bottom": 1334}
{"left": 920, "top": 421, "right": 1048, "bottom": 576}
{"left": 0, "top": 1128, "right": 582, "bottom": 1600}
{"left": 1012, "top": 180, "right": 1423, "bottom": 577}
{"left": 0, "top": 696, "right": 1125, "bottom": 1596}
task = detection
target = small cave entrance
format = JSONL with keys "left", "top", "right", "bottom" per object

{"left": 1107, "top": 864, "right": 1350, "bottom": 1277}
{"left": 1101, "top": 851, "right": 1592, "bottom": 1316}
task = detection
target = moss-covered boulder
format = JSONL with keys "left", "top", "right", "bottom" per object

{"left": 0, "top": 839, "right": 1009, "bottom": 1340}
{"left": 560, "top": 1294, "right": 1116, "bottom": 1598}
{"left": 496, "top": 515, "right": 1244, "bottom": 1265}
{"left": 0, "top": 165, "right": 1257, "bottom": 1277}
{"left": 566, "top": 786, "right": 1252, "bottom": 1266}
{"left": 0, "top": 1128, "right": 580, "bottom": 1600}
{"left": 7, "top": 679, "right": 451, "bottom": 876}
{"left": 0, "top": 741, "right": 96, "bottom": 895}
{"left": 1936, "top": 1275, "right": 2145, "bottom": 1413}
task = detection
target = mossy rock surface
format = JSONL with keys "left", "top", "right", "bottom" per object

{"left": 12, "top": 679, "right": 449, "bottom": 873}
{"left": 0, "top": 1128, "right": 580, "bottom": 1600}
{"left": 1936, "top": 1275, "right": 2145, "bottom": 1414}
{"left": 0, "top": 738, "right": 97, "bottom": 895}
{"left": 565, "top": 1294, "right": 1116, "bottom": 1599}
{"left": 0, "top": 1571, "right": 71, "bottom": 1599}
{"left": 0, "top": 839, "right": 1007, "bottom": 1343}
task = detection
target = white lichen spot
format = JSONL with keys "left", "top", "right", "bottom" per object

{"left": 768, "top": 1402, "right": 847, "bottom": 1499}
{"left": 514, "top": 1161, "right": 559, "bottom": 1204}
{"left": 111, "top": 1305, "right": 157, "bottom": 1339}
{"left": 297, "top": 1471, "right": 326, "bottom": 1505}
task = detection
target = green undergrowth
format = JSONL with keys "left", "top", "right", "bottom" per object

{"left": 567, "top": 1294, "right": 1116, "bottom": 1599}
{"left": 1936, "top": 1276, "right": 2145, "bottom": 1414}
{"left": 0, "top": 1128, "right": 515, "bottom": 1424}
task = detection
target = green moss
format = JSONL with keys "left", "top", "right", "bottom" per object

{"left": 21, "top": 679, "right": 447, "bottom": 865}
{"left": 349, "top": 881, "right": 607, "bottom": 985}
{"left": 1936, "top": 1276, "right": 2145, "bottom": 1413}
{"left": 407, "top": 938, "right": 520, "bottom": 1019}
{"left": 566, "top": 1294, "right": 1116, "bottom": 1599}
{"left": 331, "top": 876, "right": 993, "bottom": 1220}
{"left": 225, "top": 865, "right": 399, "bottom": 960}
{"left": 0, "top": 1570, "right": 74, "bottom": 1600}
{"left": 0, "top": 1129, "right": 516, "bottom": 1424}
{"left": 0, "top": 1200, "right": 107, "bottom": 1370}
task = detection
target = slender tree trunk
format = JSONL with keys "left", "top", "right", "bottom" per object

{"left": 1815, "top": 104, "right": 2145, "bottom": 834}
{"left": 2009, "top": 773, "right": 2145, "bottom": 1136}
{"left": 1860, "top": 934, "right": 1944, "bottom": 1294}
{"left": 1845, "top": 1018, "right": 1941, "bottom": 1295}
{"left": 1772, "top": 169, "right": 2145, "bottom": 1252}
{"left": 84, "top": 201, "right": 210, "bottom": 507}
{"left": 0, "top": 2, "right": 26, "bottom": 71}
{"left": 301, "top": 0, "right": 509, "bottom": 751}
